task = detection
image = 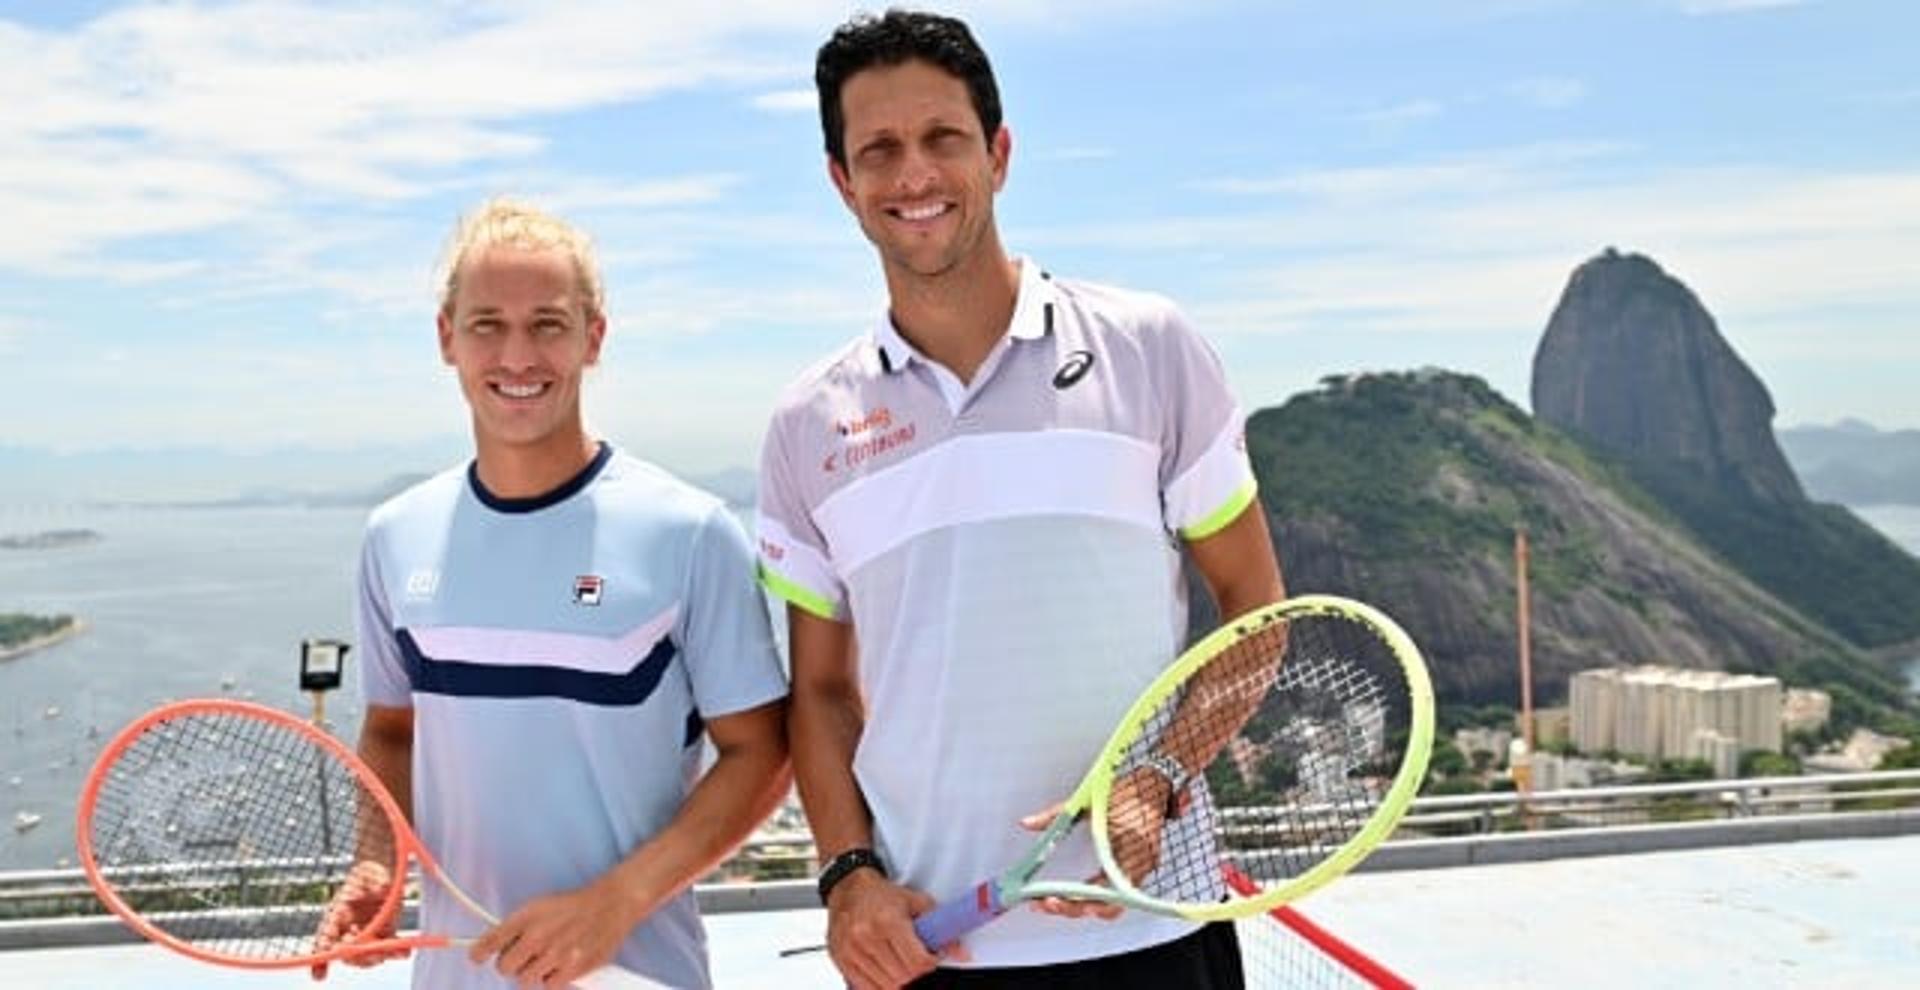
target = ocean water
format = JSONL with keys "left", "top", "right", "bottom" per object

{"left": 0, "top": 506, "right": 367, "bottom": 870}
{"left": 1852, "top": 505, "right": 1920, "bottom": 692}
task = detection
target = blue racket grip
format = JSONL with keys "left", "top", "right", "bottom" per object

{"left": 913, "top": 881, "right": 1006, "bottom": 951}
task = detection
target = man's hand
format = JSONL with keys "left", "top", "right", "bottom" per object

{"left": 469, "top": 880, "right": 634, "bottom": 989}
{"left": 310, "top": 860, "right": 404, "bottom": 981}
{"left": 1021, "top": 772, "right": 1171, "bottom": 922}
{"left": 826, "top": 868, "right": 956, "bottom": 990}
{"left": 1105, "top": 767, "right": 1174, "bottom": 889}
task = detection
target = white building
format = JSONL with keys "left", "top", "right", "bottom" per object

{"left": 1782, "top": 688, "right": 1832, "bottom": 736}
{"left": 1570, "top": 666, "right": 1783, "bottom": 762}
{"left": 1689, "top": 728, "right": 1743, "bottom": 779}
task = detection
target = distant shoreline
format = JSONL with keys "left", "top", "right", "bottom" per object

{"left": 0, "top": 619, "right": 85, "bottom": 662}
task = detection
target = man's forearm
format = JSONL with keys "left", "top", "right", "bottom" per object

{"left": 595, "top": 702, "right": 791, "bottom": 927}
{"left": 791, "top": 678, "right": 875, "bottom": 858}
{"left": 355, "top": 707, "right": 414, "bottom": 862}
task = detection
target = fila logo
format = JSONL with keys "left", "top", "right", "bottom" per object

{"left": 404, "top": 569, "right": 439, "bottom": 601}
{"left": 1052, "top": 350, "right": 1095, "bottom": 389}
{"left": 573, "top": 575, "right": 604, "bottom": 606}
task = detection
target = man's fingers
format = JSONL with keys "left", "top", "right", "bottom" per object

{"left": 1018, "top": 801, "right": 1065, "bottom": 831}
{"left": 1030, "top": 892, "right": 1125, "bottom": 920}
{"left": 495, "top": 931, "right": 540, "bottom": 981}
{"left": 469, "top": 923, "right": 508, "bottom": 965}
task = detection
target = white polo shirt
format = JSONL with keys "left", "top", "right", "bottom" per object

{"left": 756, "top": 259, "right": 1256, "bottom": 968}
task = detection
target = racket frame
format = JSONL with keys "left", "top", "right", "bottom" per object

{"left": 971, "top": 595, "right": 1435, "bottom": 920}
{"left": 75, "top": 698, "right": 481, "bottom": 969}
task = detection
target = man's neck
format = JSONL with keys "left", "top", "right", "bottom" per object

{"left": 884, "top": 242, "right": 1021, "bottom": 385}
{"left": 471, "top": 426, "right": 600, "bottom": 501}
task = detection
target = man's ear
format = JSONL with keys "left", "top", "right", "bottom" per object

{"left": 584, "top": 311, "right": 607, "bottom": 366}
{"left": 990, "top": 125, "right": 1012, "bottom": 192}
{"left": 828, "top": 155, "right": 858, "bottom": 212}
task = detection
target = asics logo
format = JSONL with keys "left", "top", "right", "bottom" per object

{"left": 1052, "top": 350, "right": 1095, "bottom": 390}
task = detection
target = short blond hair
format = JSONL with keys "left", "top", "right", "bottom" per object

{"left": 437, "top": 198, "right": 605, "bottom": 319}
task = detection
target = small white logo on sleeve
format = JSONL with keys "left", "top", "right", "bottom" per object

{"left": 574, "top": 575, "right": 604, "bottom": 606}
{"left": 404, "top": 569, "right": 439, "bottom": 601}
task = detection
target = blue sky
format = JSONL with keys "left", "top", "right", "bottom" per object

{"left": 2, "top": 0, "right": 1916, "bottom": 496}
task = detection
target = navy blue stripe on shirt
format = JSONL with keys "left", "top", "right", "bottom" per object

{"left": 683, "top": 709, "right": 704, "bottom": 748}
{"left": 395, "top": 626, "right": 677, "bottom": 707}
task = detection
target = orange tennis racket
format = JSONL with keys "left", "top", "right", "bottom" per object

{"left": 76, "top": 698, "right": 669, "bottom": 989}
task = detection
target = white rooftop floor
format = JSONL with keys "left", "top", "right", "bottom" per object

{"left": 3, "top": 835, "right": 1915, "bottom": 988}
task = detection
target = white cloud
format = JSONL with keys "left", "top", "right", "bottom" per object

{"left": 1509, "top": 76, "right": 1586, "bottom": 109}
{"left": 1352, "top": 98, "right": 1445, "bottom": 128}
{"left": 1195, "top": 141, "right": 1629, "bottom": 199}
{"left": 539, "top": 175, "right": 746, "bottom": 213}
{"left": 1042, "top": 152, "right": 1920, "bottom": 360}
{"left": 0, "top": 316, "right": 27, "bottom": 355}
{"left": 1036, "top": 146, "right": 1116, "bottom": 162}
{"left": 751, "top": 88, "right": 817, "bottom": 113}
{"left": 0, "top": 2, "right": 858, "bottom": 281}
{"left": 1674, "top": 0, "right": 1806, "bottom": 14}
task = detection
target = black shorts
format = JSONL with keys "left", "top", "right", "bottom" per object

{"left": 907, "top": 922, "right": 1245, "bottom": 990}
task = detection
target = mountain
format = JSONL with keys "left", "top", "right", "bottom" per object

{"left": 1530, "top": 250, "right": 1920, "bottom": 648}
{"left": 1202, "top": 371, "right": 1912, "bottom": 728}
{"left": 1531, "top": 248, "right": 1801, "bottom": 503}
{"left": 1778, "top": 420, "right": 1920, "bottom": 507}
{"left": 0, "top": 440, "right": 757, "bottom": 510}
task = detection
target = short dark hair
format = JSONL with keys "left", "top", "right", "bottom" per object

{"left": 815, "top": 9, "right": 1003, "bottom": 167}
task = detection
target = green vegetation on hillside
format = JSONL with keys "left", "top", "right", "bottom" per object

{"left": 1252, "top": 372, "right": 1578, "bottom": 560}
{"left": 0, "top": 613, "right": 74, "bottom": 650}
{"left": 1627, "top": 461, "right": 1920, "bottom": 648}
{"left": 1241, "top": 369, "right": 1917, "bottom": 729}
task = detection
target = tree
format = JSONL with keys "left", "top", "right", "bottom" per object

{"left": 1739, "top": 750, "right": 1799, "bottom": 777}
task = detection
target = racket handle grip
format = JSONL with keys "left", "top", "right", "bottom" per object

{"left": 914, "top": 882, "right": 1005, "bottom": 951}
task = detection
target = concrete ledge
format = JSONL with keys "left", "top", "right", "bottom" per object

{"left": 1359, "top": 808, "right": 1920, "bottom": 871}
{"left": 4, "top": 812, "right": 1915, "bottom": 952}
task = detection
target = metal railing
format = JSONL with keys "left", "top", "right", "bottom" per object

{"left": 4, "top": 770, "right": 1916, "bottom": 949}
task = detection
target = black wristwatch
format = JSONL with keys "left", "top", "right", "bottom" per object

{"left": 816, "top": 847, "right": 887, "bottom": 904}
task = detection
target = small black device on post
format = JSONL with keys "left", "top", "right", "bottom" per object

{"left": 298, "top": 638, "right": 350, "bottom": 725}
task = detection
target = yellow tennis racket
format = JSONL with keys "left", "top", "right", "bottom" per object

{"left": 913, "top": 594, "right": 1434, "bottom": 948}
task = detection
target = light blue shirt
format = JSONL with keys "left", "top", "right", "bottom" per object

{"left": 357, "top": 443, "right": 787, "bottom": 989}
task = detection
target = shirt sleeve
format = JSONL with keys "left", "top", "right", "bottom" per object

{"left": 1152, "top": 303, "right": 1258, "bottom": 540}
{"left": 354, "top": 528, "right": 414, "bottom": 708}
{"left": 679, "top": 504, "right": 791, "bottom": 718}
{"left": 754, "top": 410, "right": 850, "bottom": 621}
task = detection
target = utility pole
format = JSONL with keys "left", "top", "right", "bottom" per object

{"left": 1515, "top": 525, "right": 1536, "bottom": 815}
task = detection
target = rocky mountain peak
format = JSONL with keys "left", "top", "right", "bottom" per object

{"left": 1530, "top": 249, "right": 1803, "bottom": 503}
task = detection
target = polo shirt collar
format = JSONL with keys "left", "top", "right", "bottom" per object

{"left": 871, "top": 256, "right": 1054, "bottom": 375}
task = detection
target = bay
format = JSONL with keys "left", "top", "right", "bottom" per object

{"left": 0, "top": 505, "right": 367, "bottom": 870}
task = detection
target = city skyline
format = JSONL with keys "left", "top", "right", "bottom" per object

{"left": 3, "top": 1, "right": 1918, "bottom": 499}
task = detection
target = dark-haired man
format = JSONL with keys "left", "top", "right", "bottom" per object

{"left": 755, "top": 11, "right": 1284, "bottom": 989}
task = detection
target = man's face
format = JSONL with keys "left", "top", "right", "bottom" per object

{"left": 829, "top": 59, "right": 1009, "bottom": 279}
{"left": 437, "top": 245, "right": 604, "bottom": 452}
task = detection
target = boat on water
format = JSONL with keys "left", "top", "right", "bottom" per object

{"left": 12, "top": 811, "right": 41, "bottom": 834}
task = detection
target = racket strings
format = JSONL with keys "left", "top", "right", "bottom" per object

{"left": 1102, "top": 613, "right": 1406, "bottom": 908}
{"left": 86, "top": 709, "right": 398, "bottom": 960}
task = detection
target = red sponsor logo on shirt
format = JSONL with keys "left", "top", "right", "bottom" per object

{"left": 822, "top": 422, "right": 918, "bottom": 473}
{"left": 834, "top": 407, "right": 893, "bottom": 437}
